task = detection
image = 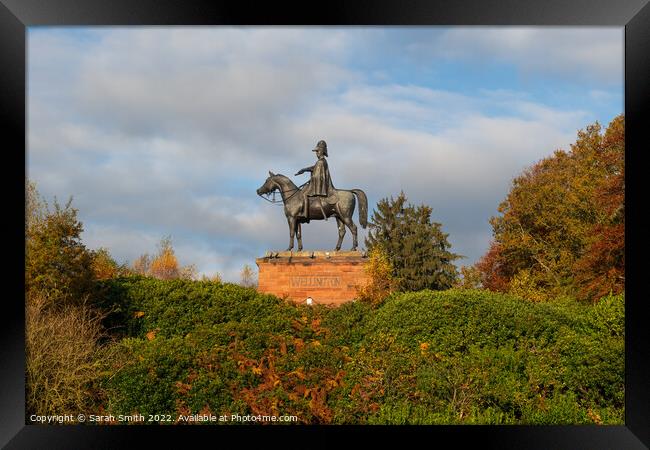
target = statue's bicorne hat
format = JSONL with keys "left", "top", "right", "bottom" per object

{"left": 312, "top": 140, "right": 328, "bottom": 157}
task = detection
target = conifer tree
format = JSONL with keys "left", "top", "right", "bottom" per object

{"left": 366, "top": 192, "right": 460, "bottom": 291}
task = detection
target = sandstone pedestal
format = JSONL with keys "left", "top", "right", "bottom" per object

{"left": 256, "top": 251, "right": 369, "bottom": 306}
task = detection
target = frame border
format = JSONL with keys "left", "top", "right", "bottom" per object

{"left": 2, "top": 0, "right": 648, "bottom": 448}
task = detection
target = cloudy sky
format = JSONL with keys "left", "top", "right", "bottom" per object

{"left": 27, "top": 27, "right": 623, "bottom": 281}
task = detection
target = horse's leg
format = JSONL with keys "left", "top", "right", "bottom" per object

{"left": 341, "top": 215, "right": 358, "bottom": 251}
{"left": 286, "top": 216, "right": 296, "bottom": 251}
{"left": 335, "top": 217, "right": 345, "bottom": 251}
{"left": 297, "top": 222, "right": 303, "bottom": 251}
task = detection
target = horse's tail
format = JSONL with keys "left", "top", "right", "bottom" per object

{"left": 351, "top": 189, "right": 368, "bottom": 229}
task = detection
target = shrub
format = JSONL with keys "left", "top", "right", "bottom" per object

{"left": 26, "top": 294, "right": 114, "bottom": 419}
{"left": 96, "top": 279, "right": 624, "bottom": 425}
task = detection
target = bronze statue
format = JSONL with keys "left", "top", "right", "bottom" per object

{"left": 295, "top": 140, "right": 335, "bottom": 220}
{"left": 256, "top": 140, "right": 368, "bottom": 251}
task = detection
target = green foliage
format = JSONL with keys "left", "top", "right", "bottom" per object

{"left": 96, "top": 279, "right": 623, "bottom": 425}
{"left": 25, "top": 182, "right": 115, "bottom": 419}
{"left": 25, "top": 192, "right": 95, "bottom": 308}
{"left": 366, "top": 192, "right": 460, "bottom": 291}
{"left": 332, "top": 289, "right": 624, "bottom": 424}
{"left": 95, "top": 277, "right": 297, "bottom": 340}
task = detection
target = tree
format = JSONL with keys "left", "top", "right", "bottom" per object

{"left": 132, "top": 253, "right": 151, "bottom": 276}
{"left": 476, "top": 115, "right": 624, "bottom": 302}
{"left": 179, "top": 264, "right": 198, "bottom": 281}
{"left": 25, "top": 188, "right": 95, "bottom": 308}
{"left": 201, "top": 272, "right": 223, "bottom": 283}
{"left": 132, "top": 236, "right": 199, "bottom": 280}
{"left": 365, "top": 192, "right": 460, "bottom": 291}
{"left": 474, "top": 242, "right": 510, "bottom": 292}
{"left": 26, "top": 180, "right": 47, "bottom": 236}
{"left": 573, "top": 115, "right": 625, "bottom": 300}
{"left": 240, "top": 264, "right": 257, "bottom": 288}
{"left": 91, "top": 247, "right": 130, "bottom": 280}
{"left": 357, "top": 245, "right": 398, "bottom": 307}
{"left": 148, "top": 236, "right": 180, "bottom": 280}
{"left": 25, "top": 182, "right": 114, "bottom": 418}
{"left": 453, "top": 265, "right": 483, "bottom": 290}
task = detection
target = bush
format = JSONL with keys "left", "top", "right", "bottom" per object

{"left": 26, "top": 294, "right": 114, "bottom": 419}
{"left": 343, "top": 290, "right": 624, "bottom": 424}
{"left": 95, "top": 279, "right": 624, "bottom": 425}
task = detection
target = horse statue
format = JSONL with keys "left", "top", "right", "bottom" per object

{"left": 256, "top": 171, "right": 368, "bottom": 251}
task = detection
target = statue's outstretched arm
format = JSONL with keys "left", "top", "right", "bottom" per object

{"left": 295, "top": 165, "right": 314, "bottom": 176}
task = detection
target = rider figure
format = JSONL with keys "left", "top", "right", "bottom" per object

{"left": 295, "top": 140, "right": 334, "bottom": 220}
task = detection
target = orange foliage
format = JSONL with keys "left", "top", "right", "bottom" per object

{"left": 475, "top": 241, "right": 510, "bottom": 292}
{"left": 134, "top": 236, "right": 198, "bottom": 280}
{"left": 226, "top": 320, "right": 345, "bottom": 424}
{"left": 91, "top": 248, "right": 126, "bottom": 280}
{"left": 573, "top": 116, "right": 625, "bottom": 301}
{"left": 150, "top": 248, "right": 179, "bottom": 280}
{"left": 475, "top": 115, "right": 624, "bottom": 302}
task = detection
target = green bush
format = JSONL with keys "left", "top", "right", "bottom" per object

{"left": 96, "top": 278, "right": 624, "bottom": 425}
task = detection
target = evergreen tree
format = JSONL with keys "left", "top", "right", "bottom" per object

{"left": 365, "top": 192, "right": 460, "bottom": 291}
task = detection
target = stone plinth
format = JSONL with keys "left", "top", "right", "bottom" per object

{"left": 256, "top": 251, "right": 369, "bottom": 306}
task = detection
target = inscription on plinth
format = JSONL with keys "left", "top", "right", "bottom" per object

{"left": 291, "top": 276, "right": 342, "bottom": 288}
{"left": 256, "top": 251, "right": 369, "bottom": 306}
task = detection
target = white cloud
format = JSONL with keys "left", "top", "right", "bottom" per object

{"left": 409, "top": 27, "right": 623, "bottom": 84}
{"left": 28, "top": 27, "right": 622, "bottom": 275}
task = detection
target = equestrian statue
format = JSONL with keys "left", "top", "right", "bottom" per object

{"left": 256, "top": 140, "right": 368, "bottom": 251}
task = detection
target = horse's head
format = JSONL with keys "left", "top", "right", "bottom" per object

{"left": 256, "top": 171, "right": 278, "bottom": 196}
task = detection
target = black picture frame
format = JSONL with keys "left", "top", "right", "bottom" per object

{"left": 2, "top": 0, "right": 648, "bottom": 448}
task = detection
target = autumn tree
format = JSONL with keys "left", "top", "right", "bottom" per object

{"left": 357, "top": 244, "right": 398, "bottom": 307}
{"left": 25, "top": 181, "right": 113, "bottom": 418}
{"left": 573, "top": 115, "right": 625, "bottom": 300}
{"left": 453, "top": 265, "right": 483, "bottom": 290}
{"left": 474, "top": 242, "right": 510, "bottom": 292}
{"left": 179, "top": 264, "right": 198, "bottom": 281}
{"left": 25, "top": 185, "right": 94, "bottom": 308}
{"left": 240, "top": 264, "right": 257, "bottom": 288}
{"left": 91, "top": 247, "right": 130, "bottom": 280}
{"left": 477, "top": 115, "right": 624, "bottom": 302}
{"left": 131, "top": 236, "right": 197, "bottom": 280}
{"left": 366, "top": 192, "right": 460, "bottom": 291}
{"left": 132, "top": 253, "right": 151, "bottom": 276}
{"left": 148, "top": 236, "right": 180, "bottom": 280}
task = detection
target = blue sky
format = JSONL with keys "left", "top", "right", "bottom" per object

{"left": 27, "top": 27, "right": 623, "bottom": 281}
